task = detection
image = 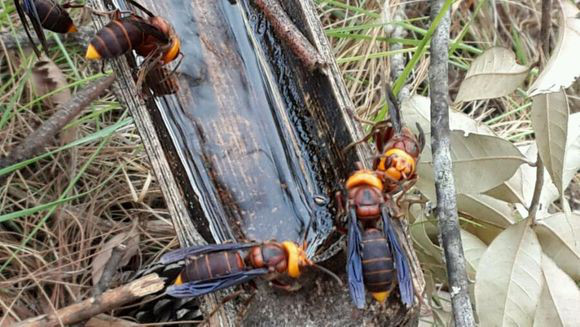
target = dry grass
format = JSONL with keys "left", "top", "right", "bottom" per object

{"left": 0, "top": 0, "right": 577, "bottom": 325}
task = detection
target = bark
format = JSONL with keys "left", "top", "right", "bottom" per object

{"left": 428, "top": 0, "right": 475, "bottom": 326}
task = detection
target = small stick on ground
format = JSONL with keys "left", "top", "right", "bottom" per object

{"left": 0, "top": 74, "right": 116, "bottom": 170}
{"left": 0, "top": 28, "right": 92, "bottom": 50}
{"left": 428, "top": 0, "right": 475, "bottom": 326}
{"left": 13, "top": 274, "right": 164, "bottom": 327}
{"left": 252, "top": 0, "right": 325, "bottom": 70}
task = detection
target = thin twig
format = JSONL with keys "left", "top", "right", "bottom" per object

{"left": 384, "top": 1, "right": 410, "bottom": 100}
{"left": 428, "top": 0, "right": 475, "bottom": 326}
{"left": 252, "top": 0, "right": 326, "bottom": 70}
{"left": 539, "top": 0, "right": 552, "bottom": 57}
{"left": 0, "top": 74, "right": 116, "bottom": 170}
{"left": 13, "top": 274, "right": 164, "bottom": 327}
{"left": 529, "top": 0, "right": 553, "bottom": 224}
{"left": 528, "top": 154, "right": 545, "bottom": 225}
{"left": 0, "top": 28, "right": 92, "bottom": 50}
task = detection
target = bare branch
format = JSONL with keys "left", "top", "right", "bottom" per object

{"left": 428, "top": 0, "right": 476, "bottom": 326}
{"left": 0, "top": 28, "right": 92, "bottom": 50}
{"left": 528, "top": 154, "right": 545, "bottom": 225}
{"left": 0, "top": 74, "right": 116, "bottom": 170}
{"left": 13, "top": 274, "right": 164, "bottom": 327}
{"left": 540, "top": 0, "right": 552, "bottom": 56}
{"left": 252, "top": 0, "right": 326, "bottom": 70}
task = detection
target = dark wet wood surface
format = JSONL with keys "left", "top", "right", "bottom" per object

{"left": 90, "top": 0, "right": 423, "bottom": 325}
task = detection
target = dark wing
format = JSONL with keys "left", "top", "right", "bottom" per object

{"left": 130, "top": 18, "right": 170, "bottom": 44}
{"left": 20, "top": 0, "right": 49, "bottom": 55}
{"left": 160, "top": 242, "right": 260, "bottom": 264}
{"left": 126, "top": 0, "right": 155, "bottom": 17}
{"left": 346, "top": 207, "right": 366, "bottom": 309}
{"left": 165, "top": 268, "right": 268, "bottom": 298}
{"left": 381, "top": 205, "right": 414, "bottom": 307}
{"left": 14, "top": 0, "right": 42, "bottom": 57}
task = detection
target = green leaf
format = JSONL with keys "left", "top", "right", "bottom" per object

{"left": 475, "top": 219, "right": 543, "bottom": 326}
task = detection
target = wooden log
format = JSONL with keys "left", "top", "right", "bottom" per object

{"left": 87, "top": 0, "right": 424, "bottom": 325}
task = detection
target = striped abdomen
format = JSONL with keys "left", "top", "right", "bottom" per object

{"left": 23, "top": 0, "right": 75, "bottom": 33}
{"left": 179, "top": 251, "right": 245, "bottom": 283}
{"left": 362, "top": 228, "right": 394, "bottom": 299}
{"left": 87, "top": 17, "right": 146, "bottom": 60}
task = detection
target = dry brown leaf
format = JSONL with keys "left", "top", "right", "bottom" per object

{"left": 528, "top": 1, "right": 580, "bottom": 96}
{"left": 475, "top": 219, "right": 543, "bottom": 326}
{"left": 416, "top": 131, "right": 527, "bottom": 198}
{"left": 531, "top": 90, "right": 570, "bottom": 195}
{"left": 91, "top": 229, "right": 140, "bottom": 286}
{"left": 457, "top": 193, "right": 514, "bottom": 228}
{"left": 460, "top": 229, "right": 487, "bottom": 281}
{"left": 533, "top": 254, "right": 580, "bottom": 327}
{"left": 455, "top": 47, "right": 528, "bottom": 103}
{"left": 31, "top": 55, "right": 72, "bottom": 109}
{"left": 534, "top": 212, "right": 580, "bottom": 280}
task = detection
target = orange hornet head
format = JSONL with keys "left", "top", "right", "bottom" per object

{"left": 148, "top": 16, "right": 181, "bottom": 64}
{"left": 281, "top": 241, "right": 310, "bottom": 278}
{"left": 377, "top": 128, "right": 422, "bottom": 181}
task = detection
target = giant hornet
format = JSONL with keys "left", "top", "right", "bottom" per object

{"left": 85, "top": 0, "right": 181, "bottom": 90}
{"left": 160, "top": 241, "right": 341, "bottom": 298}
{"left": 346, "top": 86, "right": 425, "bottom": 197}
{"left": 14, "top": 0, "right": 79, "bottom": 56}
{"left": 340, "top": 168, "right": 414, "bottom": 308}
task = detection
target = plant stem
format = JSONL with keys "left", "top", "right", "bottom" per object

{"left": 428, "top": 0, "right": 476, "bottom": 326}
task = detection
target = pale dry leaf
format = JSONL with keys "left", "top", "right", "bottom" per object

{"left": 457, "top": 193, "right": 515, "bottom": 228}
{"left": 409, "top": 205, "right": 443, "bottom": 264}
{"left": 475, "top": 219, "right": 543, "bottom": 327}
{"left": 416, "top": 131, "right": 526, "bottom": 198}
{"left": 533, "top": 254, "right": 580, "bottom": 327}
{"left": 528, "top": 1, "right": 580, "bottom": 96}
{"left": 534, "top": 212, "right": 580, "bottom": 280}
{"left": 462, "top": 222, "right": 504, "bottom": 245}
{"left": 562, "top": 113, "right": 580, "bottom": 189}
{"left": 402, "top": 95, "right": 495, "bottom": 138}
{"left": 455, "top": 47, "right": 528, "bottom": 103}
{"left": 484, "top": 170, "right": 526, "bottom": 204}
{"left": 31, "top": 55, "right": 71, "bottom": 108}
{"left": 460, "top": 229, "right": 487, "bottom": 281}
{"left": 92, "top": 230, "right": 140, "bottom": 286}
{"left": 402, "top": 95, "right": 525, "bottom": 201}
{"left": 531, "top": 90, "right": 570, "bottom": 194}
